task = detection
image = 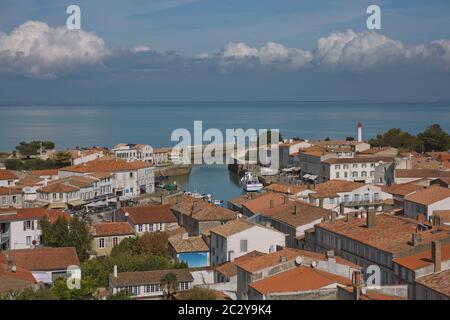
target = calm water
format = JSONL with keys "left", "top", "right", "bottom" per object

{"left": 1, "top": 101, "right": 449, "bottom": 201}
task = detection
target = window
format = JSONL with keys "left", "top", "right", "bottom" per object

{"left": 361, "top": 171, "right": 367, "bottom": 177}
{"left": 343, "top": 164, "right": 349, "bottom": 169}
{"left": 145, "top": 283, "right": 161, "bottom": 293}
{"left": 240, "top": 239, "right": 248, "bottom": 253}
{"left": 335, "top": 165, "right": 340, "bottom": 170}
{"left": 98, "top": 238, "right": 105, "bottom": 248}
{"left": 138, "top": 225, "right": 143, "bottom": 232}
{"left": 362, "top": 163, "right": 367, "bottom": 168}
{"left": 352, "top": 164, "right": 358, "bottom": 168}
{"left": 180, "top": 282, "right": 189, "bottom": 291}
{"left": 374, "top": 193, "right": 379, "bottom": 201}
{"left": 344, "top": 172, "right": 348, "bottom": 178}
{"left": 336, "top": 172, "right": 340, "bottom": 179}
{"left": 26, "top": 236, "right": 31, "bottom": 246}
{"left": 112, "top": 237, "right": 118, "bottom": 247}
{"left": 370, "top": 171, "right": 374, "bottom": 177}
{"left": 352, "top": 172, "right": 358, "bottom": 178}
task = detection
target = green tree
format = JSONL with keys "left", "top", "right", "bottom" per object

{"left": 368, "top": 128, "right": 420, "bottom": 152}
{"left": 41, "top": 216, "right": 70, "bottom": 247}
{"left": 107, "top": 291, "right": 130, "bottom": 300}
{"left": 68, "top": 217, "right": 92, "bottom": 261}
{"left": 15, "top": 141, "right": 40, "bottom": 159}
{"left": 346, "top": 136, "right": 355, "bottom": 141}
{"left": 161, "top": 272, "right": 178, "bottom": 300}
{"left": 136, "top": 231, "right": 170, "bottom": 257}
{"left": 417, "top": 124, "right": 450, "bottom": 152}
{"left": 52, "top": 151, "right": 72, "bottom": 167}
{"left": 4, "top": 159, "right": 24, "bottom": 170}
{"left": 0, "top": 287, "right": 58, "bottom": 300}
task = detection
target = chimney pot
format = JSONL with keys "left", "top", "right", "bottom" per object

{"left": 352, "top": 271, "right": 362, "bottom": 300}
{"left": 432, "top": 241, "right": 442, "bottom": 273}
{"left": 366, "top": 211, "right": 376, "bottom": 228}
{"left": 113, "top": 265, "right": 118, "bottom": 278}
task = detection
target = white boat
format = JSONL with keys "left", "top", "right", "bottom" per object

{"left": 241, "top": 172, "right": 263, "bottom": 192}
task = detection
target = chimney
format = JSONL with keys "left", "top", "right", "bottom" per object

{"left": 279, "top": 255, "right": 287, "bottom": 263}
{"left": 269, "top": 199, "right": 274, "bottom": 208}
{"left": 319, "top": 198, "right": 324, "bottom": 208}
{"left": 431, "top": 241, "right": 442, "bottom": 273}
{"left": 357, "top": 122, "right": 363, "bottom": 142}
{"left": 228, "top": 250, "right": 235, "bottom": 262}
{"left": 366, "top": 211, "right": 376, "bottom": 228}
{"left": 330, "top": 212, "right": 336, "bottom": 223}
{"left": 325, "top": 250, "right": 335, "bottom": 261}
{"left": 346, "top": 213, "right": 353, "bottom": 223}
{"left": 411, "top": 233, "right": 422, "bottom": 246}
{"left": 160, "top": 194, "right": 165, "bottom": 205}
{"left": 339, "top": 202, "right": 345, "bottom": 216}
{"left": 283, "top": 196, "right": 289, "bottom": 205}
{"left": 113, "top": 265, "right": 118, "bottom": 278}
{"left": 265, "top": 221, "right": 271, "bottom": 228}
{"left": 352, "top": 271, "right": 362, "bottom": 300}
{"left": 181, "top": 232, "right": 189, "bottom": 240}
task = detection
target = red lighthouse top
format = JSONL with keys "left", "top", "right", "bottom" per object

{"left": 357, "top": 122, "right": 363, "bottom": 128}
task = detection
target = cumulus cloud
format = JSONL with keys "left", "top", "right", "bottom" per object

{"left": 0, "top": 21, "right": 109, "bottom": 79}
{"left": 198, "top": 30, "right": 450, "bottom": 73}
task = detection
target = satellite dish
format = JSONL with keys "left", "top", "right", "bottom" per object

{"left": 295, "top": 256, "right": 303, "bottom": 266}
{"left": 125, "top": 212, "right": 129, "bottom": 217}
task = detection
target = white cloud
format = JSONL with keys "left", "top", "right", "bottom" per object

{"left": 0, "top": 21, "right": 109, "bottom": 79}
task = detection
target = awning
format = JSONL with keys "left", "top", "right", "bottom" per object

{"left": 47, "top": 202, "right": 66, "bottom": 209}
{"left": 68, "top": 199, "right": 86, "bottom": 207}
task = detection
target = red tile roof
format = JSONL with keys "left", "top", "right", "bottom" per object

{"left": 0, "top": 208, "right": 47, "bottom": 222}
{"left": 215, "top": 251, "right": 267, "bottom": 278}
{"left": 381, "top": 183, "right": 424, "bottom": 197}
{"left": 323, "top": 157, "right": 394, "bottom": 164}
{"left": 415, "top": 269, "right": 450, "bottom": 297}
{"left": 0, "top": 186, "right": 22, "bottom": 196}
{"left": 317, "top": 214, "right": 450, "bottom": 254}
{"left": 61, "top": 159, "right": 151, "bottom": 173}
{"left": 393, "top": 242, "right": 450, "bottom": 271}
{"left": 122, "top": 204, "right": 178, "bottom": 225}
{"left": 39, "top": 182, "right": 79, "bottom": 193}
{"left": 0, "top": 170, "right": 18, "bottom": 180}
{"left": 395, "top": 169, "right": 450, "bottom": 179}
{"left": 404, "top": 185, "right": 450, "bottom": 205}
{"left": 93, "top": 222, "right": 135, "bottom": 237}
{"left": 7, "top": 247, "right": 80, "bottom": 271}
{"left": 249, "top": 266, "right": 351, "bottom": 295}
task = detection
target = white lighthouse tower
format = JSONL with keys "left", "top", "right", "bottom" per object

{"left": 357, "top": 122, "right": 363, "bottom": 142}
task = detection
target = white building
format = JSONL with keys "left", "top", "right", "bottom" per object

{"left": 112, "top": 143, "right": 154, "bottom": 163}
{"left": 58, "top": 159, "right": 154, "bottom": 198}
{"left": 297, "top": 180, "right": 391, "bottom": 214}
{"left": 209, "top": 219, "right": 286, "bottom": 266}
{"left": 0, "top": 208, "right": 48, "bottom": 250}
{"left": 403, "top": 185, "right": 450, "bottom": 220}
{"left": 0, "top": 170, "right": 19, "bottom": 187}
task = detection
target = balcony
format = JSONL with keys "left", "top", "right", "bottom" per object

{"left": 343, "top": 199, "right": 383, "bottom": 207}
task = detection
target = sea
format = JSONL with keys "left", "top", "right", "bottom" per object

{"left": 1, "top": 101, "right": 449, "bottom": 201}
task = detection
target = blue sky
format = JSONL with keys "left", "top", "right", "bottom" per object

{"left": 0, "top": 0, "right": 450, "bottom": 102}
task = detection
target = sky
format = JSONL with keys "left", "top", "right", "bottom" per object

{"left": 0, "top": 0, "right": 450, "bottom": 102}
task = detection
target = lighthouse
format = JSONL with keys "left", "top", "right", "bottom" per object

{"left": 357, "top": 122, "right": 363, "bottom": 142}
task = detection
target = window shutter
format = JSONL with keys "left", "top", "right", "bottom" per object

{"left": 31, "top": 220, "right": 35, "bottom": 230}
{"left": 23, "top": 221, "right": 26, "bottom": 231}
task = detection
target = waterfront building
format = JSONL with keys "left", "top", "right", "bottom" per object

{"left": 0, "top": 187, "right": 23, "bottom": 209}
{"left": 403, "top": 185, "right": 450, "bottom": 219}
{"left": 112, "top": 143, "right": 154, "bottom": 163}
{"left": 59, "top": 159, "right": 154, "bottom": 197}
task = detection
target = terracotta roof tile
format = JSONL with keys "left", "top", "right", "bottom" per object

{"left": 93, "top": 222, "right": 135, "bottom": 237}
{"left": 395, "top": 169, "right": 450, "bottom": 179}
{"left": 381, "top": 183, "right": 424, "bottom": 197}
{"left": 249, "top": 266, "right": 351, "bottom": 294}
{"left": 241, "top": 192, "right": 286, "bottom": 214}
{"left": 169, "top": 237, "right": 209, "bottom": 253}
{"left": 404, "top": 185, "right": 450, "bottom": 205}
{"left": 39, "top": 182, "right": 79, "bottom": 193}
{"left": 0, "top": 170, "right": 18, "bottom": 180}
{"left": 0, "top": 186, "right": 22, "bottom": 196}
{"left": 415, "top": 269, "right": 450, "bottom": 297}
{"left": 215, "top": 251, "right": 266, "bottom": 278}
{"left": 209, "top": 219, "right": 259, "bottom": 238}
{"left": 317, "top": 214, "right": 450, "bottom": 254}
{"left": 171, "top": 196, "right": 236, "bottom": 222}
{"left": 122, "top": 205, "right": 178, "bottom": 224}
{"left": 60, "top": 159, "right": 151, "bottom": 173}
{"left": 394, "top": 242, "right": 450, "bottom": 271}
{"left": 264, "top": 183, "right": 308, "bottom": 194}
{"left": 0, "top": 208, "right": 47, "bottom": 222}
{"left": 8, "top": 247, "right": 80, "bottom": 271}
{"left": 323, "top": 157, "right": 394, "bottom": 164}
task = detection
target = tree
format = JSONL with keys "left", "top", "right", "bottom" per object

{"left": 161, "top": 272, "right": 178, "bottom": 300}
{"left": 417, "top": 124, "right": 450, "bottom": 152}
{"left": 0, "top": 287, "right": 58, "bottom": 300}
{"left": 346, "top": 136, "right": 355, "bottom": 141}
{"left": 368, "top": 128, "right": 420, "bottom": 152}
{"left": 40, "top": 216, "right": 91, "bottom": 262}
{"left": 136, "top": 232, "right": 170, "bottom": 257}
{"left": 52, "top": 151, "right": 72, "bottom": 167}
{"left": 180, "top": 287, "right": 217, "bottom": 300}
{"left": 4, "top": 159, "right": 24, "bottom": 171}
{"left": 15, "top": 141, "right": 40, "bottom": 159}
{"left": 67, "top": 217, "right": 92, "bottom": 261}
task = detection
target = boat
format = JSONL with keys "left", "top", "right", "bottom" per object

{"left": 241, "top": 172, "right": 263, "bottom": 192}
